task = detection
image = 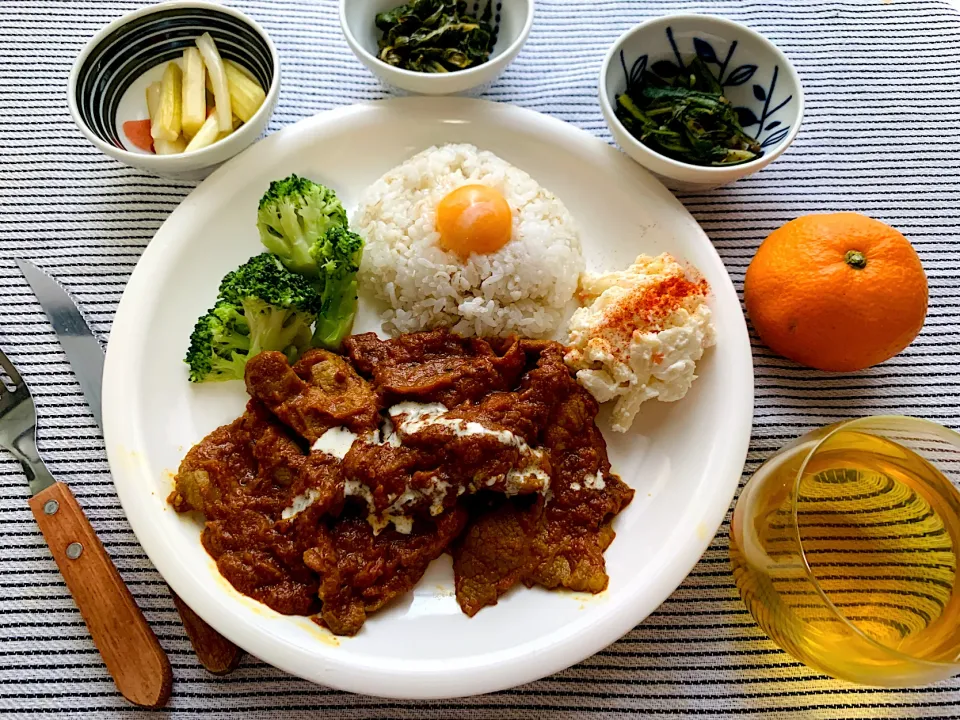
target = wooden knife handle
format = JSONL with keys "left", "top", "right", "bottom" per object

{"left": 29, "top": 482, "right": 172, "bottom": 708}
{"left": 171, "top": 591, "right": 243, "bottom": 675}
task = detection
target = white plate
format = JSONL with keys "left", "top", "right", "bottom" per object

{"left": 103, "top": 97, "right": 753, "bottom": 699}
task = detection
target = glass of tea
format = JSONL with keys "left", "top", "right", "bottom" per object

{"left": 730, "top": 415, "right": 960, "bottom": 686}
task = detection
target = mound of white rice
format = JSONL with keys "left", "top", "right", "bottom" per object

{"left": 355, "top": 143, "right": 584, "bottom": 337}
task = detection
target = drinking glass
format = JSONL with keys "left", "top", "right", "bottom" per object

{"left": 730, "top": 415, "right": 960, "bottom": 686}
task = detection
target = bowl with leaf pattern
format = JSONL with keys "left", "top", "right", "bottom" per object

{"left": 599, "top": 14, "right": 804, "bottom": 190}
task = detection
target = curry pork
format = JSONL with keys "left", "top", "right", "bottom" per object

{"left": 169, "top": 329, "right": 634, "bottom": 635}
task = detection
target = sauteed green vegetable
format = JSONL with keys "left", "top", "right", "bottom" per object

{"left": 375, "top": 0, "right": 496, "bottom": 73}
{"left": 616, "top": 55, "right": 762, "bottom": 166}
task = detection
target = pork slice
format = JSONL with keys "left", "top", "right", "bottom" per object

{"left": 204, "top": 507, "right": 322, "bottom": 617}
{"left": 169, "top": 417, "right": 255, "bottom": 516}
{"left": 344, "top": 329, "right": 526, "bottom": 407}
{"left": 452, "top": 498, "right": 543, "bottom": 616}
{"left": 452, "top": 370, "right": 634, "bottom": 614}
{"left": 303, "top": 508, "right": 468, "bottom": 636}
{"left": 245, "top": 350, "right": 379, "bottom": 442}
{"left": 444, "top": 341, "right": 575, "bottom": 445}
{"left": 526, "top": 381, "right": 635, "bottom": 594}
{"left": 524, "top": 521, "right": 618, "bottom": 593}
{"left": 242, "top": 400, "right": 307, "bottom": 488}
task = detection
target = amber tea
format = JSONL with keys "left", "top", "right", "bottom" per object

{"left": 730, "top": 417, "right": 960, "bottom": 686}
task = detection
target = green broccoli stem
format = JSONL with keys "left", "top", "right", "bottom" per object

{"left": 260, "top": 231, "right": 315, "bottom": 276}
{"left": 313, "top": 277, "right": 359, "bottom": 350}
{"left": 207, "top": 352, "right": 250, "bottom": 380}
{"left": 242, "top": 299, "right": 315, "bottom": 358}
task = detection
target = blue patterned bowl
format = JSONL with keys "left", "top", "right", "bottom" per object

{"left": 599, "top": 14, "right": 804, "bottom": 191}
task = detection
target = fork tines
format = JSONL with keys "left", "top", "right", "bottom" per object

{"left": 0, "top": 349, "right": 22, "bottom": 391}
{"left": 0, "top": 349, "right": 25, "bottom": 413}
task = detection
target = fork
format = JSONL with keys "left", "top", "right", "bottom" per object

{"left": 0, "top": 348, "right": 172, "bottom": 707}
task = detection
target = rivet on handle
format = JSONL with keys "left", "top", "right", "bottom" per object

{"left": 43, "top": 499, "right": 59, "bottom": 515}
{"left": 65, "top": 542, "right": 83, "bottom": 560}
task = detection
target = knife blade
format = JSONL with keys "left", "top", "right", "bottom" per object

{"left": 15, "top": 259, "right": 104, "bottom": 427}
{"left": 16, "top": 258, "right": 243, "bottom": 676}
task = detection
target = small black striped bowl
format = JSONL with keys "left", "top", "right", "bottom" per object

{"left": 68, "top": 1, "right": 280, "bottom": 180}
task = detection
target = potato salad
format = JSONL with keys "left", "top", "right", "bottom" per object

{"left": 565, "top": 253, "right": 716, "bottom": 432}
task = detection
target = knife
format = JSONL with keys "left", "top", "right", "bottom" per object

{"left": 16, "top": 259, "right": 243, "bottom": 676}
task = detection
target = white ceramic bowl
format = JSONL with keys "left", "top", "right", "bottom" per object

{"left": 340, "top": 0, "right": 533, "bottom": 96}
{"left": 600, "top": 14, "right": 804, "bottom": 191}
{"left": 68, "top": 1, "right": 280, "bottom": 180}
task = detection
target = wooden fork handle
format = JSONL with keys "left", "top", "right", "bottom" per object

{"left": 29, "top": 482, "right": 172, "bottom": 708}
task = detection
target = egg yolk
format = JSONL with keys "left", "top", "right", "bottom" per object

{"left": 436, "top": 184, "right": 512, "bottom": 258}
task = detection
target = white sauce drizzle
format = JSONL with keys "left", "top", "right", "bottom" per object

{"left": 281, "top": 488, "right": 322, "bottom": 520}
{"left": 343, "top": 478, "right": 375, "bottom": 506}
{"left": 584, "top": 471, "right": 606, "bottom": 491}
{"left": 312, "top": 426, "right": 359, "bottom": 459}
{"left": 388, "top": 402, "right": 533, "bottom": 451}
{"left": 309, "top": 403, "right": 557, "bottom": 535}
{"left": 504, "top": 448, "right": 551, "bottom": 496}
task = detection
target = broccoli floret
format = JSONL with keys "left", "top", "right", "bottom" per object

{"left": 256, "top": 174, "right": 348, "bottom": 276}
{"left": 185, "top": 254, "right": 321, "bottom": 382}
{"left": 310, "top": 225, "right": 364, "bottom": 350}
{"left": 218, "top": 253, "right": 320, "bottom": 358}
{"left": 185, "top": 301, "right": 251, "bottom": 382}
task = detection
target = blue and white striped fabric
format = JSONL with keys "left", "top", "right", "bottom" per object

{"left": 3, "top": 0, "right": 960, "bottom": 716}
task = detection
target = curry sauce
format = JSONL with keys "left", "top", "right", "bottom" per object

{"left": 169, "top": 329, "right": 634, "bottom": 635}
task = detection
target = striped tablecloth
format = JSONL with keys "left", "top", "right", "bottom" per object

{"left": 3, "top": 0, "right": 960, "bottom": 716}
